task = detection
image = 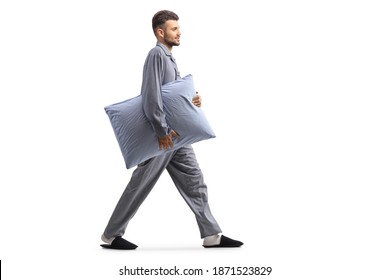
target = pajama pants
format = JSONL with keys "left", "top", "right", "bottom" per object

{"left": 103, "top": 145, "right": 222, "bottom": 239}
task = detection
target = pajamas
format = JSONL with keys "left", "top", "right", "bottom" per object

{"left": 104, "top": 145, "right": 221, "bottom": 238}
{"left": 103, "top": 43, "right": 221, "bottom": 238}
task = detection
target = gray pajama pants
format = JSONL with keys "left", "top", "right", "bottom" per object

{"left": 103, "top": 145, "right": 222, "bottom": 239}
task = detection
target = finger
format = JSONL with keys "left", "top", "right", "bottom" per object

{"left": 159, "top": 138, "right": 168, "bottom": 150}
{"left": 162, "top": 142, "right": 169, "bottom": 150}
{"left": 172, "top": 130, "right": 180, "bottom": 138}
{"left": 163, "top": 138, "right": 172, "bottom": 149}
{"left": 192, "top": 95, "right": 201, "bottom": 106}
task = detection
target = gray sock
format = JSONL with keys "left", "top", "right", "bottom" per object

{"left": 203, "top": 234, "right": 221, "bottom": 246}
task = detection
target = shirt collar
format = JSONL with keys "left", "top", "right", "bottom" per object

{"left": 156, "top": 42, "right": 172, "bottom": 56}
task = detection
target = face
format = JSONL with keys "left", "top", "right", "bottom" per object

{"left": 159, "top": 20, "right": 181, "bottom": 48}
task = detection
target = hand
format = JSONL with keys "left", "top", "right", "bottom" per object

{"left": 192, "top": 92, "right": 202, "bottom": 108}
{"left": 158, "top": 130, "right": 180, "bottom": 150}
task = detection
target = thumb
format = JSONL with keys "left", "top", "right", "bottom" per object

{"left": 172, "top": 130, "right": 180, "bottom": 138}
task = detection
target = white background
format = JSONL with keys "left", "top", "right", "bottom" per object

{"left": 1, "top": 0, "right": 389, "bottom": 279}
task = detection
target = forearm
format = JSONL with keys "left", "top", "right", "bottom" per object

{"left": 141, "top": 64, "right": 170, "bottom": 137}
{"left": 142, "top": 92, "right": 170, "bottom": 137}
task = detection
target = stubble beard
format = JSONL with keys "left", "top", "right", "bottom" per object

{"left": 164, "top": 36, "right": 180, "bottom": 48}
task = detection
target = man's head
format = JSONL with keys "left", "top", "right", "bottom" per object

{"left": 152, "top": 10, "right": 181, "bottom": 50}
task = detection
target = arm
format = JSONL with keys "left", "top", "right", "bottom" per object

{"left": 141, "top": 51, "right": 170, "bottom": 137}
{"left": 141, "top": 51, "right": 178, "bottom": 149}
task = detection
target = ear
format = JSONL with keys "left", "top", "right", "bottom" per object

{"left": 156, "top": 27, "right": 164, "bottom": 39}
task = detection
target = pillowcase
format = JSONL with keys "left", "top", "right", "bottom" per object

{"left": 104, "top": 74, "right": 216, "bottom": 169}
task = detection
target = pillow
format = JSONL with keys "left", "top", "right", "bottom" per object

{"left": 104, "top": 74, "right": 216, "bottom": 169}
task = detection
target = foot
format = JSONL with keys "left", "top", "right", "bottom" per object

{"left": 100, "top": 236, "right": 138, "bottom": 250}
{"left": 203, "top": 235, "right": 243, "bottom": 248}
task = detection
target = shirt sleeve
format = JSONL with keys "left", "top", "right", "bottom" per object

{"left": 141, "top": 51, "right": 171, "bottom": 137}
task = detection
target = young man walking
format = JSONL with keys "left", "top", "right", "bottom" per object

{"left": 101, "top": 10, "right": 243, "bottom": 250}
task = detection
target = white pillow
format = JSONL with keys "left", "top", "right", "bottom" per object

{"left": 104, "top": 75, "right": 216, "bottom": 169}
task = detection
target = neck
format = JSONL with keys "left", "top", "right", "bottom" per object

{"left": 158, "top": 39, "right": 173, "bottom": 52}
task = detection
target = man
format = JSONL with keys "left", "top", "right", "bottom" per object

{"left": 101, "top": 10, "right": 243, "bottom": 249}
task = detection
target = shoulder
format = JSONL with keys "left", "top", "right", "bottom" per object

{"left": 147, "top": 45, "right": 165, "bottom": 58}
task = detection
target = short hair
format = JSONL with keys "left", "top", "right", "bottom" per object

{"left": 152, "top": 10, "right": 179, "bottom": 35}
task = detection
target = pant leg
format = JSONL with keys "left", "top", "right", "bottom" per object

{"left": 103, "top": 151, "right": 174, "bottom": 239}
{"left": 166, "top": 145, "right": 222, "bottom": 238}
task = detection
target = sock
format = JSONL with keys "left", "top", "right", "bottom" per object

{"left": 101, "top": 234, "right": 115, "bottom": 244}
{"left": 203, "top": 234, "right": 221, "bottom": 246}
